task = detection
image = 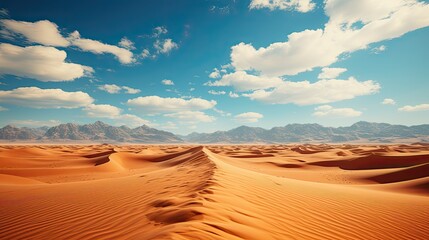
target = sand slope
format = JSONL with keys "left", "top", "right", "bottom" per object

{"left": 0, "top": 144, "right": 428, "bottom": 239}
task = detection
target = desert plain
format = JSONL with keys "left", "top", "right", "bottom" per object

{"left": 0, "top": 143, "right": 428, "bottom": 239}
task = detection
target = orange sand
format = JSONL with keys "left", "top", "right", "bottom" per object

{"left": 0, "top": 144, "right": 428, "bottom": 239}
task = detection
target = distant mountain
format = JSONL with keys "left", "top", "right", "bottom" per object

{"left": 0, "top": 125, "right": 43, "bottom": 140}
{"left": 183, "top": 121, "right": 429, "bottom": 143}
{"left": 2, "top": 121, "right": 429, "bottom": 143}
{"left": 0, "top": 121, "right": 183, "bottom": 143}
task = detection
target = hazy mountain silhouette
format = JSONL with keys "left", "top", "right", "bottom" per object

{"left": 1, "top": 121, "right": 429, "bottom": 143}
{"left": 0, "top": 121, "right": 183, "bottom": 143}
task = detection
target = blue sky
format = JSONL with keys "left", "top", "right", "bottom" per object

{"left": 0, "top": 0, "right": 428, "bottom": 134}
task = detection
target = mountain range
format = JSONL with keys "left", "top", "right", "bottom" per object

{"left": 0, "top": 121, "right": 182, "bottom": 143}
{"left": 1, "top": 121, "right": 429, "bottom": 143}
{"left": 183, "top": 121, "right": 429, "bottom": 143}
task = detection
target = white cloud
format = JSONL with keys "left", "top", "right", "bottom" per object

{"left": 229, "top": 92, "right": 239, "bottom": 98}
{"left": 382, "top": 98, "right": 396, "bottom": 105}
{"left": 11, "top": 119, "right": 61, "bottom": 127}
{"left": 154, "top": 39, "right": 178, "bottom": 54}
{"left": 68, "top": 31, "right": 135, "bottom": 64}
{"left": 83, "top": 104, "right": 122, "bottom": 117}
{"left": 207, "top": 69, "right": 379, "bottom": 105}
{"left": 84, "top": 104, "right": 150, "bottom": 127}
{"left": 232, "top": 0, "right": 429, "bottom": 77}
{"left": 98, "top": 84, "right": 122, "bottom": 94}
{"left": 249, "top": 0, "right": 316, "bottom": 13}
{"left": 398, "top": 103, "right": 429, "bottom": 112}
{"left": 313, "top": 105, "right": 362, "bottom": 117}
{"left": 206, "top": 71, "right": 283, "bottom": 91}
{"left": 164, "top": 111, "right": 216, "bottom": 123}
{"left": 208, "top": 90, "right": 226, "bottom": 95}
{"left": 243, "top": 77, "right": 380, "bottom": 105}
{"left": 1, "top": 19, "right": 137, "bottom": 64}
{"left": 127, "top": 96, "right": 216, "bottom": 113}
{"left": 0, "top": 43, "right": 93, "bottom": 82}
{"left": 153, "top": 26, "right": 168, "bottom": 37}
{"left": 234, "top": 112, "right": 264, "bottom": 123}
{"left": 141, "top": 49, "right": 151, "bottom": 58}
{"left": 118, "top": 37, "right": 135, "bottom": 50}
{"left": 98, "top": 84, "right": 140, "bottom": 94}
{"left": 372, "top": 45, "right": 387, "bottom": 54}
{"left": 0, "top": 87, "right": 93, "bottom": 108}
{"left": 122, "top": 86, "right": 140, "bottom": 94}
{"left": 0, "top": 19, "right": 69, "bottom": 47}
{"left": 209, "top": 68, "right": 221, "bottom": 79}
{"left": 116, "top": 114, "right": 151, "bottom": 127}
{"left": 318, "top": 67, "right": 347, "bottom": 79}
{"left": 161, "top": 79, "right": 174, "bottom": 85}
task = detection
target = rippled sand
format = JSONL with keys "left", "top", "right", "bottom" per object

{"left": 1, "top": 144, "right": 428, "bottom": 239}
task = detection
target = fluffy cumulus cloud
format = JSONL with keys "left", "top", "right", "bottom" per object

{"left": 207, "top": 69, "right": 379, "bottom": 105}
{"left": 0, "top": 87, "right": 93, "bottom": 108}
{"left": 249, "top": 0, "right": 315, "bottom": 13}
{"left": 83, "top": 103, "right": 150, "bottom": 126}
{"left": 98, "top": 84, "right": 121, "bottom": 94}
{"left": 164, "top": 111, "right": 216, "bottom": 123}
{"left": 318, "top": 67, "right": 347, "bottom": 79}
{"left": 313, "top": 105, "right": 362, "bottom": 117}
{"left": 206, "top": 71, "right": 283, "bottom": 91}
{"left": 116, "top": 114, "right": 151, "bottom": 127}
{"left": 398, "top": 103, "right": 429, "bottom": 112}
{"left": 83, "top": 104, "right": 122, "bottom": 117}
{"left": 206, "top": 0, "right": 426, "bottom": 106}
{"left": 68, "top": 31, "right": 135, "bottom": 64}
{"left": 209, "top": 68, "right": 221, "bottom": 79}
{"left": 153, "top": 26, "right": 168, "bottom": 38}
{"left": 242, "top": 77, "right": 380, "bottom": 105}
{"left": 161, "top": 79, "right": 174, "bottom": 85}
{"left": 118, "top": 37, "right": 135, "bottom": 50}
{"left": 1, "top": 19, "right": 136, "bottom": 65}
{"left": 122, "top": 86, "right": 141, "bottom": 94}
{"left": 98, "top": 84, "right": 140, "bottom": 94}
{"left": 0, "top": 43, "right": 93, "bottom": 82}
{"left": 234, "top": 112, "right": 264, "bottom": 123}
{"left": 382, "top": 98, "right": 396, "bottom": 105}
{"left": 154, "top": 39, "right": 178, "bottom": 54}
{"left": 141, "top": 49, "right": 151, "bottom": 59}
{"left": 0, "top": 19, "right": 69, "bottom": 47}
{"left": 232, "top": 0, "right": 429, "bottom": 77}
{"left": 127, "top": 96, "right": 216, "bottom": 113}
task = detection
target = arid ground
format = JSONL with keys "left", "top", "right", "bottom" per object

{"left": 0, "top": 144, "right": 428, "bottom": 239}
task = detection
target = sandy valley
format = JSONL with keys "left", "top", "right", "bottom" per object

{"left": 0, "top": 144, "right": 428, "bottom": 239}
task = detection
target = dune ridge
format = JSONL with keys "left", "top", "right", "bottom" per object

{"left": 0, "top": 144, "right": 429, "bottom": 239}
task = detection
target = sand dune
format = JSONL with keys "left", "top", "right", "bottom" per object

{"left": 0, "top": 144, "right": 429, "bottom": 239}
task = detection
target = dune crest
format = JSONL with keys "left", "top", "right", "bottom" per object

{"left": 1, "top": 144, "right": 429, "bottom": 239}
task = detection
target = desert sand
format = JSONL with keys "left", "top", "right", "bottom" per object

{"left": 0, "top": 144, "right": 428, "bottom": 239}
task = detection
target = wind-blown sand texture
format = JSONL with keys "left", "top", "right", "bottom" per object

{"left": 0, "top": 144, "right": 428, "bottom": 239}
